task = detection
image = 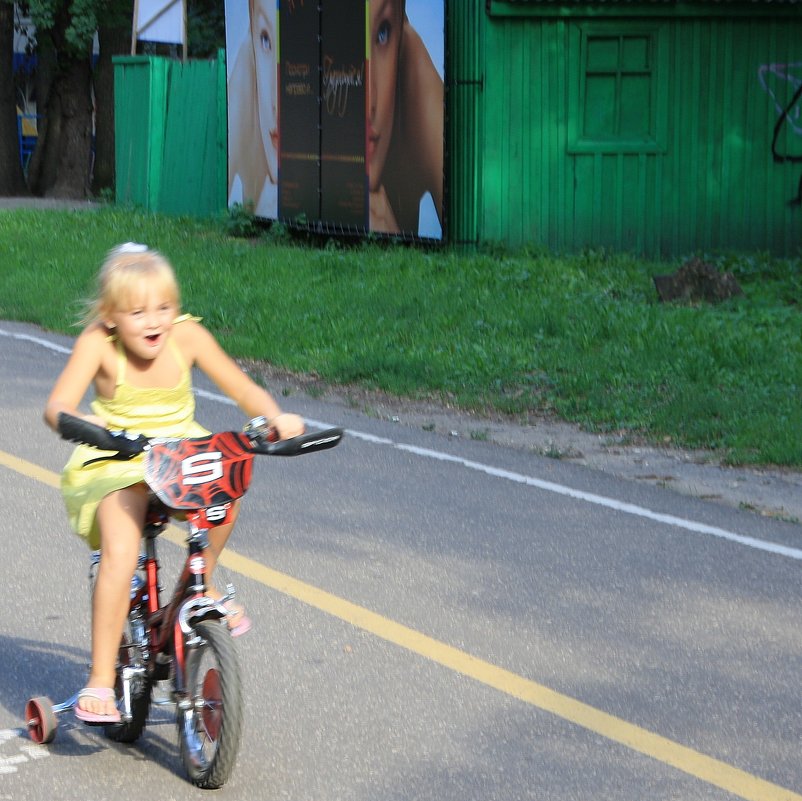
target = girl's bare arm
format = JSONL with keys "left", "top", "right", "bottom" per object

{"left": 181, "top": 321, "right": 304, "bottom": 438}
{"left": 44, "top": 327, "right": 106, "bottom": 430}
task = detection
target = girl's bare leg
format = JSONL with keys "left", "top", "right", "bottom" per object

{"left": 203, "top": 500, "right": 240, "bottom": 580}
{"left": 81, "top": 485, "right": 148, "bottom": 717}
{"left": 204, "top": 501, "right": 245, "bottom": 621}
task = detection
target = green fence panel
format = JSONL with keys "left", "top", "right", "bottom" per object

{"left": 113, "top": 54, "right": 226, "bottom": 217}
{"left": 114, "top": 56, "right": 168, "bottom": 210}
{"left": 447, "top": 2, "right": 485, "bottom": 246}
{"left": 159, "top": 55, "right": 227, "bottom": 216}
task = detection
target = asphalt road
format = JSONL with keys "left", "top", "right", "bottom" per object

{"left": 1, "top": 319, "right": 802, "bottom": 801}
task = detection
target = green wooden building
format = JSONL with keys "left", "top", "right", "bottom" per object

{"left": 448, "top": 0, "right": 802, "bottom": 255}
{"left": 114, "top": 1, "right": 801, "bottom": 256}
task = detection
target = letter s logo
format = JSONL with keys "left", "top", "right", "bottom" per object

{"left": 182, "top": 452, "right": 224, "bottom": 485}
{"left": 205, "top": 505, "right": 229, "bottom": 522}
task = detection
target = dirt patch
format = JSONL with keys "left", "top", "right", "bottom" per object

{"left": 653, "top": 257, "right": 743, "bottom": 304}
{"left": 243, "top": 361, "right": 802, "bottom": 526}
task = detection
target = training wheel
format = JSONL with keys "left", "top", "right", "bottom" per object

{"left": 25, "top": 697, "right": 57, "bottom": 745}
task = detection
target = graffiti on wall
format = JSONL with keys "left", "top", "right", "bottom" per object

{"left": 759, "top": 62, "right": 802, "bottom": 206}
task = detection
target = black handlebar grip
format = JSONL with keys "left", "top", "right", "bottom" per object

{"left": 252, "top": 427, "right": 344, "bottom": 456}
{"left": 56, "top": 412, "right": 149, "bottom": 456}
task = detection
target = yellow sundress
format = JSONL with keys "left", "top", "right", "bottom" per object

{"left": 61, "top": 328, "right": 209, "bottom": 549}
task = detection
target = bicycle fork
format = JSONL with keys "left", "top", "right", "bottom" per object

{"left": 169, "top": 522, "right": 229, "bottom": 700}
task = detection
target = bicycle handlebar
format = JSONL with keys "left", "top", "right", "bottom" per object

{"left": 56, "top": 412, "right": 343, "bottom": 458}
{"left": 249, "top": 428, "right": 343, "bottom": 456}
{"left": 57, "top": 413, "right": 150, "bottom": 456}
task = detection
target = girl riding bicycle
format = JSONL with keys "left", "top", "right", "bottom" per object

{"left": 44, "top": 242, "right": 304, "bottom": 725}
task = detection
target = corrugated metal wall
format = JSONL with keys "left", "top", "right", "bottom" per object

{"left": 160, "top": 55, "right": 228, "bottom": 216}
{"left": 114, "top": 56, "right": 168, "bottom": 211}
{"left": 474, "top": 8, "right": 802, "bottom": 255}
{"left": 447, "top": 2, "right": 484, "bottom": 245}
{"left": 114, "top": 54, "right": 227, "bottom": 217}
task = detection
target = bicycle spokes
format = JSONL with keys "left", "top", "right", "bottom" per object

{"left": 201, "top": 669, "right": 223, "bottom": 740}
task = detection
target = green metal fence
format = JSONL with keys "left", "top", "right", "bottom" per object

{"left": 113, "top": 53, "right": 227, "bottom": 217}
{"left": 446, "top": 2, "right": 484, "bottom": 246}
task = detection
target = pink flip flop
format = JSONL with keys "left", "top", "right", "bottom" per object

{"left": 75, "top": 687, "right": 121, "bottom": 725}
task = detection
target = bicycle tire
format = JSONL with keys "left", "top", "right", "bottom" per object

{"left": 105, "top": 612, "right": 152, "bottom": 743}
{"left": 177, "top": 621, "right": 243, "bottom": 789}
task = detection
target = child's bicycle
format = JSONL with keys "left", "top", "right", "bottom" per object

{"left": 25, "top": 412, "right": 342, "bottom": 788}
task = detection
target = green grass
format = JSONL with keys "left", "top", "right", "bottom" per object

{"left": 1, "top": 206, "right": 800, "bottom": 466}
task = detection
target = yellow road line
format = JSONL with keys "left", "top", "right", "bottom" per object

{"left": 5, "top": 449, "right": 801, "bottom": 801}
{"left": 0, "top": 449, "right": 61, "bottom": 489}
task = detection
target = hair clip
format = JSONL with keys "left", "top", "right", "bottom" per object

{"left": 116, "top": 242, "right": 149, "bottom": 253}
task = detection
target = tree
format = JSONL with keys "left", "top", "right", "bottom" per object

{"left": 187, "top": 0, "right": 225, "bottom": 59}
{"left": 6, "top": 0, "right": 224, "bottom": 200}
{"left": 26, "top": 0, "right": 95, "bottom": 197}
{"left": 93, "top": 0, "right": 133, "bottom": 195}
{"left": 0, "top": 0, "right": 29, "bottom": 195}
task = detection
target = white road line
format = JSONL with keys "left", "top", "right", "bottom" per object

{"left": 200, "top": 392, "right": 802, "bottom": 560}
{"left": 394, "top": 443, "right": 802, "bottom": 559}
{"left": 0, "top": 327, "right": 72, "bottom": 354}
{"left": 5, "top": 327, "right": 798, "bottom": 561}
{"left": 0, "top": 729, "right": 50, "bottom": 780}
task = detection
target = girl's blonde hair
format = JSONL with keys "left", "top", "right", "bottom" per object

{"left": 83, "top": 243, "right": 181, "bottom": 325}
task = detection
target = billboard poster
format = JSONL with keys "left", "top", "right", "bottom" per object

{"left": 225, "top": 0, "right": 280, "bottom": 219}
{"left": 320, "top": 2, "right": 366, "bottom": 227}
{"left": 367, "top": 0, "right": 444, "bottom": 239}
{"left": 278, "top": 0, "right": 321, "bottom": 220}
{"left": 225, "top": 0, "right": 444, "bottom": 241}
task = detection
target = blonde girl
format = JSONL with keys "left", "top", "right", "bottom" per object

{"left": 45, "top": 243, "right": 303, "bottom": 723}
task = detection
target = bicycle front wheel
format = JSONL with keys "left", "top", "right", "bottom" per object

{"left": 177, "top": 621, "right": 243, "bottom": 789}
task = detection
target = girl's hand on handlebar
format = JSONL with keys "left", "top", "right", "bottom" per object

{"left": 272, "top": 412, "right": 305, "bottom": 440}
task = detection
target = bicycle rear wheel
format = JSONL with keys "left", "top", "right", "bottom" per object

{"left": 177, "top": 621, "right": 243, "bottom": 789}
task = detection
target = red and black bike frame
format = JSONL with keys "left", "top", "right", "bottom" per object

{"left": 130, "top": 505, "right": 231, "bottom": 695}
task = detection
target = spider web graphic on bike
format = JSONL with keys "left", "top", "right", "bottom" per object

{"left": 144, "top": 432, "right": 255, "bottom": 510}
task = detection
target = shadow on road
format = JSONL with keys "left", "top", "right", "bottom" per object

{"left": 0, "top": 632, "right": 183, "bottom": 776}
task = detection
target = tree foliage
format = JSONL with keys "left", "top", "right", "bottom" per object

{"left": 2, "top": 0, "right": 225, "bottom": 199}
{"left": 187, "top": 0, "right": 225, "bottom": 58}
{"left": 0, "top": 0, "right": 29, "bottom": 195}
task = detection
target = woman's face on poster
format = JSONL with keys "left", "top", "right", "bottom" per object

{"left": 368, "top": 0, "right": 402, "bottom": 191}
{"left": 251, "top": 0, "right": 278, "bottom": 183}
